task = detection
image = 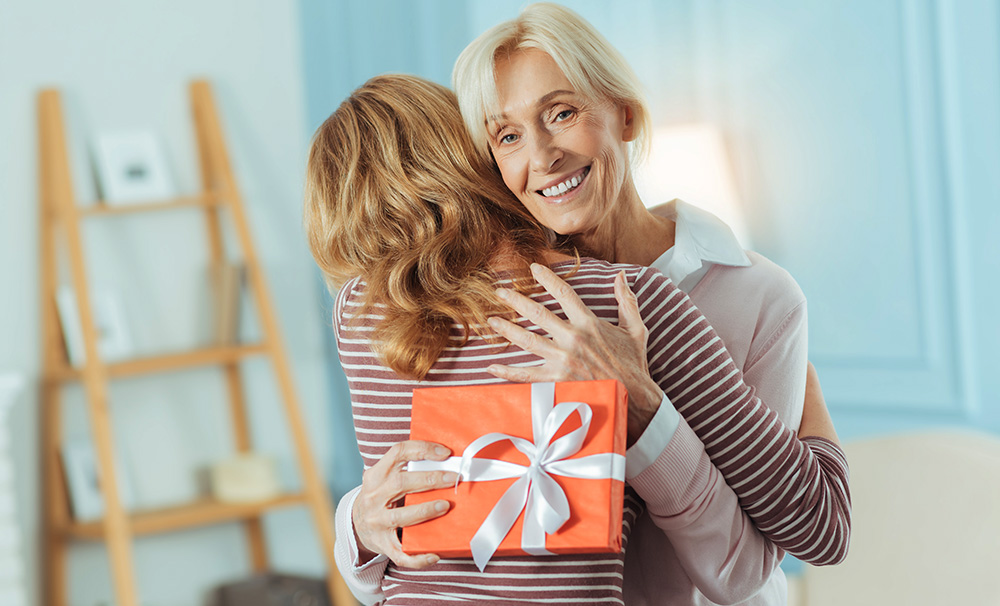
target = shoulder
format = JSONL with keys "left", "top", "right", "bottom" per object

{"left": 701, "top": 251, "right": 808, "bottom": 370}
{"left": 553, "top": 259, "right": 681, "bottom": 317}
{"left": 569, "top": 258, "right": 676, "bottom": 294}
{"left": 706, "top": 250, "right": 805, "bottom": 312}
{"left": 333, "top": 276, "right": 364, "bottom": 329}
{"left": 553, "top": 257, "right": 665, "bottom": 288}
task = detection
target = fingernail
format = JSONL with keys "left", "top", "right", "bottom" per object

{"left": 495, "top": 288, "right": 510, "bottom": 299}
{"left": 442, "top": 472, "right": 458, "bottom": 484}
{"left": 426, "top": 554, "right": 440, "bottom": 565}
{"left": 487, "top": 317, "right": 500, "bottom": 327}
{"left": 434, "top": 445, "right": 450, "bottom": 457}
{"left": 434, "top": 500, "right": 449, "bottom": 512}
{"left": 530, "top": 263, "right": 542, "bottom": 272}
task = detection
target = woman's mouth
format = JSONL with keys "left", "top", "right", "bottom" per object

{"left": 537, "top": 167, "right": 590, "bottom": 198}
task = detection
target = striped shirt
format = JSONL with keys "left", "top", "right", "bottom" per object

{"left": 335, "top": 258, "right": 850, "bottom": 604}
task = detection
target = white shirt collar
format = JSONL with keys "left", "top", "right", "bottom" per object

{"left": 648, "top": 199, "right": 751, "bottom": 287}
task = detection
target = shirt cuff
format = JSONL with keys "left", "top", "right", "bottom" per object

{"left": 625, "top": 391, "right": 681, "bottom": 480}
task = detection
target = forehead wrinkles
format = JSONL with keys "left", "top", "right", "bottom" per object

{"left": 488, "top": 89, "right": 581, "bottom": 129}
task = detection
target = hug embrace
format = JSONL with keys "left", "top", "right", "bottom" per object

{"left": 304, "top": 3, "right": 851, "bottom": 605}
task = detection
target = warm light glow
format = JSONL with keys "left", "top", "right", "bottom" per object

{"left": 635, "top": 124, "right": 752, "bottom": 248}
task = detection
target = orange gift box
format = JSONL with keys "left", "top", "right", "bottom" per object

{"left": 402, "top": 380, "right": 627, "bottom": 564}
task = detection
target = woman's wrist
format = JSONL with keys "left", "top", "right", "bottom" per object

{"left": 352, "top": 499, "right": 380, "bottom": 565}
{"left": 626, "top": 378, "right": 664, "bottom": 443}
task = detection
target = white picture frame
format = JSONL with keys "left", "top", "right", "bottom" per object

{"left": 56, "top": 287, "right": 132, "bottom": 367}
{"left": 93, "top": 131, "right": 174, "bottom": 204}
{"left": 60, "top": 437, "right": 135, "bottom": 522}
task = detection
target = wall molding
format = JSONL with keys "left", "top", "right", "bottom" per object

{"left": 708, "top": 0, "right": 974, "bottom": 414}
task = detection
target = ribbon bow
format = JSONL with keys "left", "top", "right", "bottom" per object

{"left": 410, "top": 382, "right": 625, "bottom": 571}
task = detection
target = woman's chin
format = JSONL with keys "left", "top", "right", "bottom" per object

{"left": 546, "top": 214, "right": 597, "bottom": 239}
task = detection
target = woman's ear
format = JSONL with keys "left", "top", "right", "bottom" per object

{"left": 621, "top": 105, "right": 636, "bottom": 142}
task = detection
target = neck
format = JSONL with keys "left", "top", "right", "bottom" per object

{"left": 573, "top": 180, "right": 675, "bottom": 265}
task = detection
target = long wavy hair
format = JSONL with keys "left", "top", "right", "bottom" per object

{"left": 304, "top": 75, "right": 555, "bottom": 379}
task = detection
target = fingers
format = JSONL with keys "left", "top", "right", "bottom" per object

{"left": 377, "top": 500, "right": 451, "bottom": 568}
{"left": 486, "top": 312, "right": 581, "bottom": 383}
{"left": 614, "top": 270, "right": 647, "bottom": 341}
{"left": 384, "top": 536, "right": 441, "bottom": 569}
{"left": 354, "top": 440, "right": 459, "bottom": 570}
{"left": 389, "top": 470, "right": 460, "bottom": 502}
{"left": 487, "top": 315, "right": 563, "bottom": 358}
{"left": 529, "top": 263, "right": 596, "bottom": 326}
{"left": 376, "top": 498, "right": 451, "bottom": 569}
{"left": 385, "top": 440, "right": 452, "bottom": 469}
{"left": 386, "top": 498, "right": 452, "bottom": 530}
{"left": 486, "top": 362, "right": 549, "bottom": 383}
{"left": 495, "top": 286, "right": 573, "bottom": 341}
{"left": 370, "top": 442, "right": 457, "bottom": 504}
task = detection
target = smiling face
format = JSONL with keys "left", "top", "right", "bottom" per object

{"left": 488, "top": 48, "right": 635, "bottom": 237}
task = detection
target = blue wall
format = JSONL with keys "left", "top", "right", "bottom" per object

{"left": 299, "top": 0, "right": 1000, "bottom": 497}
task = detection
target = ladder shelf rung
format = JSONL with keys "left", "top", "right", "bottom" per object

{"left": 50, "top": 343, "right": 268, "bottom": 382}
{"left": 76, "top": 193, "right": 224, "bottom": 217}
{"left": 65, "top": 493, "right": 308, "bottom": 540}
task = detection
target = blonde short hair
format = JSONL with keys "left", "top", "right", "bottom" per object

{"left": 453, "top": 2, "right": 651, "bottom": 163}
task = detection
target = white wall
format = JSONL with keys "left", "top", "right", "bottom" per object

{"left": 0, "top": 1, "right": 335, "bottom": 604}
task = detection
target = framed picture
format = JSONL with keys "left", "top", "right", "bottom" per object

{"left": 93, "top": 131, "right": 174, "bottom": 204}
{"left": 60, "top": 437, "right": 134, "bottom": 522}
{"left": 56, "top": 287, "right": 132, "bottom": 367}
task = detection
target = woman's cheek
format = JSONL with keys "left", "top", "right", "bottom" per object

{"left": 599, "top": 148, "right": 627, "bottom": 202}
{"left": 495, "top": 154, "right": 524, "bottom": 191}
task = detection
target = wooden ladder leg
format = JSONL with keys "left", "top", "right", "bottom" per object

{"left": 221, "top": 365, "right": 269, "bottom": 571}
{"left": 190, "top": 80, "right": 355, "bottom": 605}
{"left": 39, "top": 89, "right": 141, "bottom": 606}
{"left": 38, "top": 91, "right": 71, "bottom": 606}
{"left": 40, "top": 382, "right": 69, "bottom": 606}
{"left": 203, "top": 213, "right": 268, "bottom": 572}
{"left": 197, "top": 196, "right": 268, "bottom": 570}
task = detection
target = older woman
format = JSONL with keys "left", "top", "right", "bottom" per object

{"left": 449, "top": 2, "right": 849, "bottom": 604}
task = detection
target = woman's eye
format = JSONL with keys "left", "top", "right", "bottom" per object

{"left": 555, "top": 109, "right": 574, "bottom": 121}
{"left": 500, "top": 133, "right": 518, "bottom": 145}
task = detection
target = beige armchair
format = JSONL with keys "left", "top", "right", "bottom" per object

{"left": 789, "top": 429, "right": 1000, "bottom": 606}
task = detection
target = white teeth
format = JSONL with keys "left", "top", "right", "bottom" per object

{"left": 541, "top": 172, "right": 584, "bottom": 197}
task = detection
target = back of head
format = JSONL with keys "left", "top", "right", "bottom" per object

{"left": 453, "top": 2, "right": 651, "bottom": 163}
{"left": 304, "top": 74, "right": 549, "bottom": 378}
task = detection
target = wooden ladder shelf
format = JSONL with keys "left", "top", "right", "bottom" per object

{"left": 37, "top": 81, "right": 355, "bottom": 606}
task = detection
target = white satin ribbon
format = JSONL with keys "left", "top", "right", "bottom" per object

{"left": 409, "top": 382, "right": 625, "bottom": 571}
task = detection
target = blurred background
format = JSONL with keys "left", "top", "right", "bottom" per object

{"left": 2, "top": 0, "right": 998, "bottom": 605}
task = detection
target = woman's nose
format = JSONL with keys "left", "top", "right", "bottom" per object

{"left": 528, "top": 131, "right": 562, "bottom": 174}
